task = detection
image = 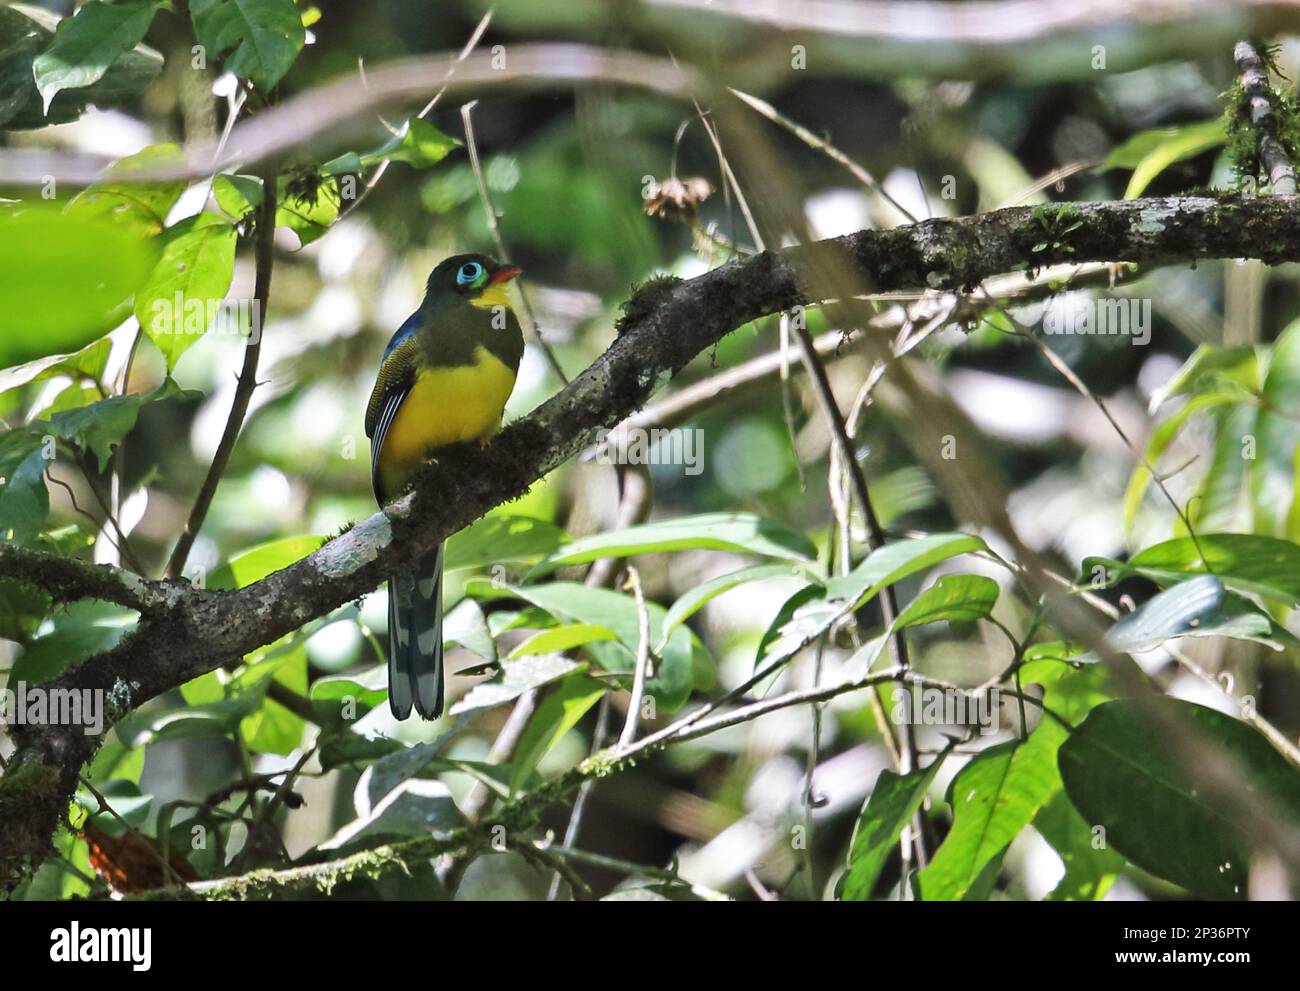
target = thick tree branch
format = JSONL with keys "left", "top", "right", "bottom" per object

{"left": 648, "top": 0, "right": 1300, "bottom": 82}
{"left": 6, "top": 192, "right": 1300, "bottom": 884}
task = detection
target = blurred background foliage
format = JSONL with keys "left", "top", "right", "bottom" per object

{"left": 3, "top": 0, "right": 1300, "bottom": 901}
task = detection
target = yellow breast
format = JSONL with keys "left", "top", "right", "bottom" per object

{"left": 378, "top": 344, "right": 517, "bottom": 494}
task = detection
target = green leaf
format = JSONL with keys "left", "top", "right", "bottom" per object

{"left": 207, "top": 534, "right": 325, "bottom": 590}
{"left": 756, "top": 533, "right": 986, "bottom": 671}
{"left": 842, "top": 746, "right": 949, "bottom": 901}
{"left": 1123, "top": 391, "right": 1242, "bottom": 532}
{"left": 918, "top": 720, "right": 1065, "bottom": 900}
{"left": 85, "top": 730, "right": 146, "bottom": 786}
{"left": 240, "top": 647, "right": 306, "bottom": 754}
{"left": 38, "top": 378, "right": 194, "bottom": 473}
{"left": 0, "top": 575, "right": 53, "bottom": 641}
{"left": 275, "top": 174, "right": 340, "bottom": 245}
{"left": 507, "top": 623, "right": 618, "bottom": 659}
{"left": 318, "top": 730, "right": 402, "bottom": 770}
{"left": 1103, "top": 120, "right": 1227, "bottom": 199}
{"left": 358, "top": 118, "right": 461, "bottom": 169}
{"left": 67, "top": 143, "right": 188, "bottom": 238}
{"left": 847, "top": 573, "right": 1002, "bottom": 672}
{"left": 1253, "top": 318, "right": 1300, "bottom": 534}
{"left": 444, "top": 515, "right": 568, "bottom": 571}
{"left": 310, "top": 665, "right": 389, "bottom": 725}
{"left": 451, "top": 653, "right": 585, "bottom": 716}
{"left": 1193, "top": 403, "right": 1255, "bottom": 532}
{"left": 1034, "top": 791, "right": 1122, "bottom": 901}
{"left": 529, "top": 512, "right": 817, "bottom": 577}
{"left": 1058, "top": 698, "right": 1300, "bottom": 899}
{"left": 214, "top": 171, "right": 340, "bottom": 244}
{"left": 893, "top": 574, "right": 999, "bottom": 627}
{"left": 442, "top": 597, "right": 496, "bottom": 660}
{"left": 0, "top": 5, "right": 162, "bottom": 129}
{"left": 0, "top": 338, "right": 113, "bottom": 399}
{"left": 45, "top": 395, "right": 138, "bottom": 473}
{"left": 1105, "top": 575, "right": 1290, "bottom": 653}
{"left": 190, "top": 0, "right": 305, "bottom": 91}
{"left": 1084, "top": 533, "right": 1300, "bottom": 607}
{"left": 212, "top": 173, "right": 264, "bottom": 220}
{"left": 320, "top": 152, "right": 363, "bottom": 177}
{"left": 1022, "top": 640, "right": 1092, "bottom": 665}
{"left": 509, "top": 673, "right": 606, "bottom": 794}
{"left": 477, "top": 582, "right": 702, "bottom": 710}
{"left": 1146, "top": 344, "right": 1259, "bottom": 413}
{"left": 134, "top": 213, "right": 238, "bottom": 370}
{"left": 119, "top": 672, "right": 268, "bottom": 745}
{"left": 0, "top": 207, "right": 157, "bottom": 366}
{"left": 660, "top": 564, "right": 806, "bottom": 646}
{"left": 32, "top": 1, "right": 160, "bottom": 113}
{"left": 0, "top": 445, "right": 50, "bottom": 547}
{"left": 12, "top": 600, "right": 137, "bottom": 684}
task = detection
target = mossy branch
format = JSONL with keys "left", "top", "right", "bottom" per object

{"left": 7, "top": 193, "right": 1300, "bottom": 888}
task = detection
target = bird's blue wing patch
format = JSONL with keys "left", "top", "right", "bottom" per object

{"left": 382, "top": 311, "right": 423, "bottom": 362}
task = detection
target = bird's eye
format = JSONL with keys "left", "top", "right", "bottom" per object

{"left": 456, "top": 262, "right": 484, "bottom": 286}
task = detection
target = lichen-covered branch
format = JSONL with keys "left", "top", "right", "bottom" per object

{"left": 6, "top": 192, "right": 1300, "bottom": 886}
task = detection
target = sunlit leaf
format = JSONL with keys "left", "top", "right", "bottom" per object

{"left": 506, "top": 623, "right": 617, "bottom": 659}
{"left": 842, "top": 745, "right": 949, "bottom": 901}
{"left": 918, "top": 720, "right": 1064, "bottom": 900}
{"left": 509, "top": 673, "right": 606, "bottom": 794}
{"left": 1103, "top": 120, "right": 1226, "bottom": 199}
{"left": 0, "top": 208, "right": 157, "bottom": 366}
{"left": 358, "top": 118, "right": 461, "bottom": 169}
{"left": 660, "top": 564, "right": 806, "bottom": 646}
{"left": 67, "top": 143, "right": 187, "bottom": 238}
{"left": 207, "top": 534, "right": 325, "bottom": 590}
{"left": 134, "top": 213, "right": 238, "bottom": 370}
{"left": 530, "top": 512, "right": 817, "bottom": 577}
{"left": 1084, "top": 533, "right": 1300, "bottom": 607}
{"left": 756, "top": 533, "right": 986, "bottom": 672}
{"left": 450, "top": 653, "right": 584, "bottom": 716}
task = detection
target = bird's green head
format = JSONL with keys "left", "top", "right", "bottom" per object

{"left": 425, "top": 253, "right": 522, "bottom": 312}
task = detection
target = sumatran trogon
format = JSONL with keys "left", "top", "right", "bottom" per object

{"left": 366, "top": 254, "right": 524, "bottom": 719}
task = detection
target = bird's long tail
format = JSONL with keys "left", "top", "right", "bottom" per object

{"left": 387, "top": 543, "right": 445, "bottom": 720}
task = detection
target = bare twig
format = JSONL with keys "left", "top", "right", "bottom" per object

{"left": 165, "top": 165, "right": 278, "bottom": 578}
{"left": 340, "top": 12, "right": 492, "bottom": 220}
{"left": 460, "top": 100, "right": 568, "bottom": 383}
{"left": 618, "top": 566, "right": 654, "bottom": 749}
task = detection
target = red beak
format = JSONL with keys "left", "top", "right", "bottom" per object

{"left": 489, "top": 264, "right": 522, "bottom": 284}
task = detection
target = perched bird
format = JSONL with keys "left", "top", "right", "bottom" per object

{"left": 366, "top": 254, "right": 524, "bottom": 719}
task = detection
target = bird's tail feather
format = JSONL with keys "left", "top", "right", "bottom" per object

{"left": 387, "top": 543, "right": 445, "bottom": 720}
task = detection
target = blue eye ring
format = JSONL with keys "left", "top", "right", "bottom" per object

{"left": 456, "top": 261, "right": 484, "bottom": 286}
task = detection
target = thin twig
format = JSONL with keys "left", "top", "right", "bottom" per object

{"left": 79, "top": 777, "right": 189, "bottom": 889}
{"left": 460, "top": 100, "right": 569, "bottom": 384}
{"left": 618, "top": 566, "right": 654, "bottom": 749}
{"left": 545, "top": 697, "right": 610, "bottom": 900}
{"left": 165, "top": 164, "right": 278, "bottom": 578}
{"left": 339, "top": 12, "right": 492, "bottom": 220}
